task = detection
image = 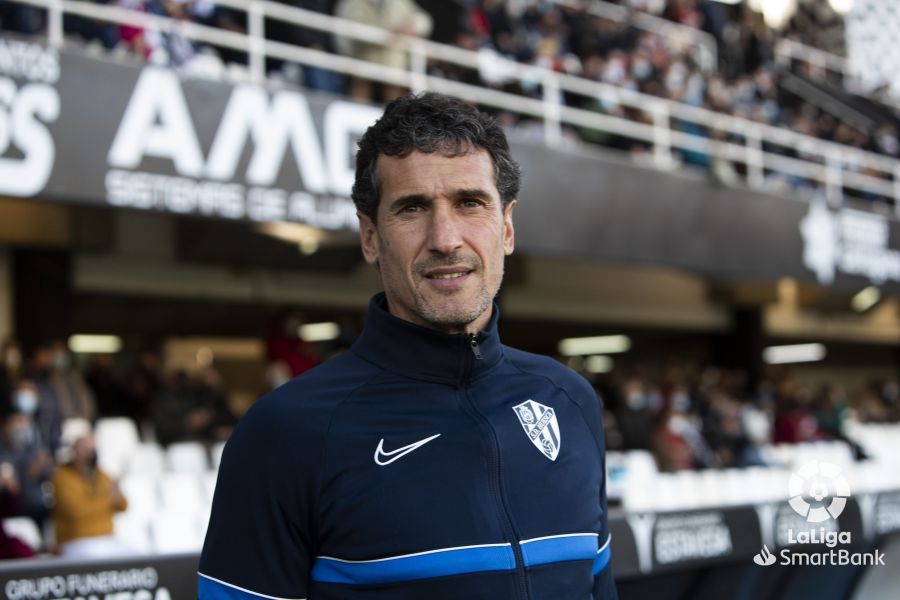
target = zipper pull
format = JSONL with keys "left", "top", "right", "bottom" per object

{"left": 468, "top": 333, "right": 483, "bottom": 360}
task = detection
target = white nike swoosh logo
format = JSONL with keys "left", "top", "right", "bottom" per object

{"left": 374, "top": 433, "right": 441, "bottom": 466}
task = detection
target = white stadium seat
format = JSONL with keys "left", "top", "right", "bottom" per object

{"left": 126, "top": 442, "right": 166, "bottom": 477}
{"left": 159, "top": 472, "right": 206, "bottom": 514}
{"left": 3, "top": 517, "right": 43, "bottom": 552}
{"left": 621, "top": 450, "right": 659, "bottom": 512}
{"left": 605, "top": 451, "right": 626, "bottom": 502}
{"left": 119, "top": 474, "right": 160, "bottom": 519}
{"left": 198, "top": 504, "right": 213, "bottom": 540}
{"left": 210, "top": 441, "right": 226, "bottom": 470}
{"left": 151, "top": 510, "right": 204, "bottom": 554}
{"left": 113, "top": 513, "right": 152, "bottom": 554}
{"left": 166, "top": 441, "right": 209, "bottom": 473}
{"left": 202, "top": 470, "right": 218, "bottom": 504}
{"left": 95, "top": 417, "right": 141, "bottom": 478}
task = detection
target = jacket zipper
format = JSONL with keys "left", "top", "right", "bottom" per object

{"left": 467, "top": 332, "right": 483, "bottom": 360}
{"left": 460, "top": 334, "right": 530, "bottom": 600}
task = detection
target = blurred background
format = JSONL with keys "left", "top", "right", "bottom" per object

{"left": 0, "top": 0, "right": 897, "bottom": 598}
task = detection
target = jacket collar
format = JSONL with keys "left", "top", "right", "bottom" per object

{"left": 351, "top": 292, "right": 504, "bottom": 386}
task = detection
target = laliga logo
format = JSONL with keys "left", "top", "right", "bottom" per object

{"left": 753, "top": 461, "right": 885, "bottom": 568}
{"left": 788, "top": 461, "right": 850, "bottom": 523}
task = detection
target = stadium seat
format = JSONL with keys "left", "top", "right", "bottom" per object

{"left": 2, "top": 517, "right": 43, "bottom": 552}
{"left": 159, "top": 472, "right": 206, "bottom": 514}
{"left": 210, "top": 441, "right": 226, "bottom": 470}
{"left": 119, "top": 474, "right": 160, "bottom": 519}
{"left": 620, "top": 450, "right": 660, "bottom": 511}
{"left": 151, "top": 510, "right": 205, "bottom": 553}
{"left": 113, "top": 513, "right": 152, "bottom": 554}
{"left": 198, "top": 503, "right": 213, "bottom": 540}
{"left": 671, "top": 470, "right": 706, "bottom": 509}
{"left": 605, "top": 451, "right": 626, "bottom": 502}
{"left": 202, "top": 470, "right": 218, "bottom": 504}
{"left": 95, "top": 418, "right": 141, "bottom": 478}
{"left": 126, "top": 442, "right": 166, "bottom": 477}
{"left": 166, "top": 441, "right": 209, "bottom": 473}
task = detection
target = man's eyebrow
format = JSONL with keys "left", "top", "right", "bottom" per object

{"left": 452, "top": 188, "right": 494, "bottom": 201}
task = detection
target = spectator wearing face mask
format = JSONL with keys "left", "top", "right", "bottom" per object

{"left": 0, "top": 381, "right": 53, "bottom": 528}
{"left": 51, "top": 420, "right": 130, "bottom": 558}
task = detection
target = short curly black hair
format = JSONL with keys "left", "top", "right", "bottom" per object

{"left": 352, "top": 93, "right": 521, "bottom": 223}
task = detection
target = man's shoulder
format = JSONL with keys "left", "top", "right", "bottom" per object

{"left": 236, "top": 350, "right": 383, "bottom": 442}
{"left": 502, "top": 345, "right": 586, "bottom": 384}
{"left": 502, "top": 345, "right": 596, "bottom": 403}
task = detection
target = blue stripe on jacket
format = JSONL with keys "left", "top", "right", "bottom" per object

{"left": 311, "top": 543, "right": 516, "bottom": 585}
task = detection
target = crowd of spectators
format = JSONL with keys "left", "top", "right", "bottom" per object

{"left": 453, "top": 1, "right": 897, "bottom": 205}
{"left": 0, "top": 324, "right": 896, "bottom": 557}
{"left": 590, "top": 363, "right": 899, "bottom": 473}
{"left": 0, "top": 336, "right": 244, "bottom": 558}
{"left": 0, "top": 307, "right": 338, "bottom": 559}
{"left": 2, "top": 0, "right": 895, "bottom": 206}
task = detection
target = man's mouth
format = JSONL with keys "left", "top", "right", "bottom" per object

{"left": 423, "top": 266, "right": 474, "bottom": 280}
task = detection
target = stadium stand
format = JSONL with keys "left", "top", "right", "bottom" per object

{"left": 1, "top": 0, "right": 897, "bottom": 209}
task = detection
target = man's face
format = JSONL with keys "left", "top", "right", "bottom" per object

{"left": 359, "top": 149, "right": 516, "bottom": 334}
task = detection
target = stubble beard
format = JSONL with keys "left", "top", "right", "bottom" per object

{"left": 414, "top": 280, "right": 493, "bottom": 332}
{"left": 414, "top": 256, "right": 504, "bottom": 332}
{"left": 379, "top": 238, "right": 505, "bottom": 332}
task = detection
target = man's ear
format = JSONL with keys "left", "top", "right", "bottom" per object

{"left": 358, "top": 211, "right": 379, "bottom": 266}
{"left": 502, "top": 199, "right": 516, "bottom": 256}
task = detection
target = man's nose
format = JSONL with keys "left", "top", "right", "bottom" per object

{"left": 427, "top": 206, "right": 464, "bottom": 255}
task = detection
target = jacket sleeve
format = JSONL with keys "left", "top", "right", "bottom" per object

{"left": 592, "top": 445, "right": 618, "bottom": 600}
{"left": 575, "top": 377, "right": 619, "bottom": 600}
{"left": 198, "top": 391, "right": 324, "bottom": 599}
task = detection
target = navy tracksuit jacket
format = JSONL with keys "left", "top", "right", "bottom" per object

{"left": 199, "top": 293, "right": 618, "bottom": 599}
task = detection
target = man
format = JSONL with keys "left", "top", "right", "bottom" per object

{"left": 199, "top": 93, "right": 617, "bottom": 599}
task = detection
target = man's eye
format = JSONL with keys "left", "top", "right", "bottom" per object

{"left": 402, "top": 204, "right": 423, "bottom": 212}
{"left": 461, "top": 199, "right": 483, "bottom": 208}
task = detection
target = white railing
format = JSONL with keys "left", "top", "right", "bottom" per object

{"left": 558, "top": 0, "right": 854, "bottom": 92}
{"left": 558, "top": 1, "right": 863, "bottom": 105}
{"left": 5, "top": 0, "right": 900, "bottom": 216}
{"left": 775, "top": 38, "right": 851, "bottom": 81}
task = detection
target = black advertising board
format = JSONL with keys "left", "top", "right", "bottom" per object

{"left": 873, "top": 490, "right": 900, "bottom": 538}
{"left": 646, "top": 507, "right": 763, "bottom": 573}
{"left": 607, "top": 514, "right": 640, "bottom": 578}
{"left": 0, "top": 553, "right": 197, "bottom": 599}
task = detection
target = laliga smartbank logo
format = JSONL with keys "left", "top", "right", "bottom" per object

{"left": 753, "top": 461, "right": 886, "bottom": 567}
{"left": 788, "top": 460, "right": 850, "bottom": 522}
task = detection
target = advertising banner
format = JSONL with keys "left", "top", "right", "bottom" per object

{"left": 0, "top": 553, "right": 197, "bottom": 599}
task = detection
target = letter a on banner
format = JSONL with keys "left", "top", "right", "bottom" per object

{"left": 108, "top": 67, "right": 204, "bottom": 177}
{"left": 205, "top": 85, "right": 328, "bottom": 193}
